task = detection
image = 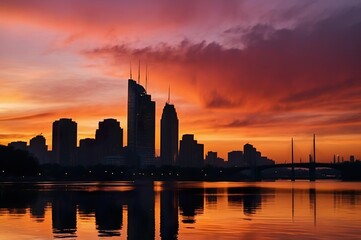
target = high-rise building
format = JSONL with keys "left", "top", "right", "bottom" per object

{"left": 96, "top": 118, "right": 123, "bottom": 162}
{"left": 178, "top": 134, "right": 204, "bottom": 167}
{"left": 29, "top": 135, "right": 48, "bottom": 164}
{"left": 160, "top": 103, "right": 179, "bottom": 166}
{"left": 127, "top": 79, "right": 155, "bottom": 167}
{"left": 52, "top": 118, "right": 77, "bottom": 166}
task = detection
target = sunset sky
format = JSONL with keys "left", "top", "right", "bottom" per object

{"left": 1, "top": 0, "right": 360, "bottom": 162}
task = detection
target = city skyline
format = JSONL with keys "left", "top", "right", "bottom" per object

{"left": 1, "top": 0, "right": 361, "bottom": 162}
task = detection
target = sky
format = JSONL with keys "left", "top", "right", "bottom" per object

{"left": 0, "top": 0, "right": 361, "bottom": 162}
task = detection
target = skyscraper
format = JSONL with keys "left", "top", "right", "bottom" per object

{"left": 52, "top": 118, "right": 77, "bottom": 166}
{"left": 160, "top": 103, "right": 179, "bottom": 166}
{"left": 127, "top": 79, "right": 155, "bottom": 167}
{"left": 178, "top": 134, "right": 204, "bottom": 168}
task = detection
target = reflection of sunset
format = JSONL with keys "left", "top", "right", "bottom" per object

{"left": 0, "top": 181, "right": 360, "bottom": 239}
{"left": 1, "top": 1, "right": 361, "bottom": 162}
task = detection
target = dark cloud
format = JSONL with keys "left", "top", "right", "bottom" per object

{"left": 82, "top": 3, "right": 361, "bottom": 136}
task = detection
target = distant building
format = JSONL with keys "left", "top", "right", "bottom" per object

{"left": 243, "top": 143, "right": 274, "bottom": 166}
{"left": 127, "top": 79, "right": 155, "bottom": 167}
{"left": 205, "top": 151, "right": 225, "bottom": 167}
{"left": 29, "top": 135, "right": 48, "bottom": 164}
{"left": 52, "top": 118, "right": 77, "bottom": 166}
{"left": 78, "top": 138, "right": 97, "bottom": 166}
{"left": 8, "top": 141, "right": 27, "bottom": 151}
{"left": 227, "top": 151, "right": 245, "bottom": 167}
{"left": 160, "top": 103, "right": 179, "bottom": 166}
{"left": 205, "top": 151, "right": 217, "bottom": 166}
{"left": 96, "top": 118, "right": 123, "bottom": 163}
{"left": 178, "top": 134, "right": 204, "bottom": 167}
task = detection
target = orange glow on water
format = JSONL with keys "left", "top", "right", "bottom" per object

{"left": 0, "top": 181, "right": 360, "bottom": 239}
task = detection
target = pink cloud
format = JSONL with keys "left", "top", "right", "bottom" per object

{"left": 1, "top": 0, "right": 361, "bottom": 160}
{"left": 83, "top": 4, "right": 361, "bottom": 138}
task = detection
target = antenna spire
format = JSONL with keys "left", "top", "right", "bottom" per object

{"left": 137, "top": 60, "right": 140, "bottom": 84}
{"left": 129, "top": 58, "right": 132, "bottom": 79}
{"left": 145, "top": 64, "right": 148, "bottom": 91}
{"left": 168, "top": 85, "right": 171, "bottom": 104}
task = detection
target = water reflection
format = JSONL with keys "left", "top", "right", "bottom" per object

{"left": 52, "top": 192, "right": 77, "bottom": 238}
{"left": 179, "top": 188, "right": 204, "bottom": 224}
{"left": 160, "top": 183, "right": 178, "bottom": 240}
{"left": 0, "top": 181, "right": 360, "bottom": 239}
{"left": 227, "top": 187, "right": 275, "bottom": 216}
{"left": 128, "top": 181, "right": 155, "bottom": 240}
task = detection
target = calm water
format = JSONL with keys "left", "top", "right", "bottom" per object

{"left": 0, "top": 181, "right": 360, "bottom": 239}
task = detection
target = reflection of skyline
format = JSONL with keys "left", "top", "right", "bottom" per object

{"left": 160, "top": 183, "right": 179, "bottom": 240}
{"left": 95, "top": 193, "right": 123, "bottom": 237}
{"left": 0, "top": 184, "right": 361, "bottom": 238}
{"left": 227, "top": 187, "right": 275, "bottom": 216}
{"left": 179, "top": 188, "right": 204, "bottom": 224}
{"left": 52, "top": 192, "right": 77, "bottom": 238}
{"left": 128, "top": 181, "right": 155, "bottom": 240}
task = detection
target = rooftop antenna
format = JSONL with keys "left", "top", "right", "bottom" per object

{"left": 137, "top": 60, "right": 141, "bottom": 84}
{"left": 129, "top": 58, "right": 133, "bottom": 79}
{"left": 145, "top": 64, "right": 148, "bottom": 91}
{"left": 167, "top": 85, "right": 171, "bottom": 104}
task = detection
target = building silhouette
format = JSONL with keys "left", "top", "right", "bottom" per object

{"left": 95, "top": 118, "right": 123, "bottom": 163}
{"left": 78, "top": 138, "right": 96, "bottom": 166}
{"left": 228, "top": 151, "right": 245, "bottom": 167}
{"left": 8, "top": 141, "right": 27, "bottom": 151}
{"left": 127, "top": 79, "right": 155, "bottom": 167}
{"left": 204, "top": 151, "right": 225, "bottom": 167}
{"left": 28, "top": 135, "right": 48, "bottom": 164}
{"left": 243, "top": 144, "right": 274, "bottom": 166}
{"left": 52, "top": 118, "right": 77, "bottom": 166}
{"left": 160, "top": 103, "right": 179, "bottom": 166}
{"left": 178, "top": 134, "right": 204, "bottom": 167}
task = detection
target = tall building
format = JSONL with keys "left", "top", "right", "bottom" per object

{"left": 29, "top": 135, "right": 48, "bottom": 164}
{"left": 178, "top": 134, "right": 204, "bottom": 167}
{"left": 96, "top": 118, "right": 123, "bottom": 163}
{"left": 127, "top": 79, "right": 155, "bottom": 167}
{"left": 160, "top": 103, "right": 179, "bottom": 166}
{"left": 52, "top": 118, "right": 77, "bottom": 166}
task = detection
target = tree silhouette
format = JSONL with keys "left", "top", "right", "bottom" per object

{"left": 0, "top": 145, "right": 40, "bottom": 176}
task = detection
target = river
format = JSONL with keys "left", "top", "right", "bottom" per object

{"left": 0, "top": 181, "right": 360, "bottom": 239}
